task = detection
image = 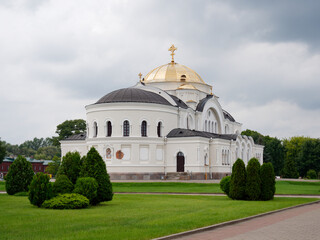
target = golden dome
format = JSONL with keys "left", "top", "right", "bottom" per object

{"left": 143, "top": 62, "right": 205, "bottom": 84}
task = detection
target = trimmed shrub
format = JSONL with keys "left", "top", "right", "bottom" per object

{"left": 42, "top": 193, "right": 89, "bottom": 209}
{"left": 5, "top": 156, "right": 34, "bottom": 195}
{"left": 306, "top": 169, "right": 317, "bottom": 179}
{"left": 57, "top": 152, "right": 82, "bottom": 184}
{"left": 53, "top": 175, "right": 74, "bottom": 196}
{"left": 229, "top": 158, "right": 246, "bottom": 200}
{"left": 260, "top": 162, "right": 276, "bottom": 201}
{"left": 14, "top": 192, "right": 28, "bottom": 196}
{"left": 28, "top": 173, "right": 53, "bottom": 207}
{"left": 73, "top": 177, "right": 98, "bottom": 205}
{"left": 245, "top": 158, "right": 261, "bottom": 200}
{"left": 220, "top": 176, "right": 231, "bottom": 196}
{"left": 80, "top": 147, "right": 113, "bottom": 205}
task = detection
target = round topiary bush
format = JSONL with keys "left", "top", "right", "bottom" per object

{"left": 260, "top": 162, "right": 276, "bottom": 201}
{"left": 306, "top": 169, "right": 317, "bottom": 179}
{"left": 245, "top": 158, "right": 261, "bottom": 200}
{"left": 80, "top": 147, "right": 113, "bottom": 205}
{"left": 28, "top": 172, "right": 53, "bottom": 207}
{"left": 73, "top": 177, "right": 98, "bottom": 205}
{"left": 220, "top": 176, "right": 231, "bottom": 196}
{"left": 5, "top": 156, "right": 34, "bottom": 195}
{"left": 42, "top": 193, "right": 89, "bottom": 209}
{"left": 229, "top": 158, "right": 246, "bottom": 200}
{"left": 53, "top": 174, "right": 74, "bottom": 196}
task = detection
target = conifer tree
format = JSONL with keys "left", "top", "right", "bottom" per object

{"left": 80, "top": 147, "right": 113, "bottom": 204}
{"left": 260, "top": 162, "right": 276, "bottom": 200}
{"left": 245, "top": 158, "right": 261, "bottom": 200}
{"left": 5, "top": 156, "right": 34, "bottom": 195}
{"left": 57, "top": 151, "right": 81, "bottom": 184}
{"left": 229, "top": 158, "right": 246, "bottom": 200}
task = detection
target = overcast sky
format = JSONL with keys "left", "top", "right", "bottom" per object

{"left": 1, "top": 0, "right": 320, "bottom": 144}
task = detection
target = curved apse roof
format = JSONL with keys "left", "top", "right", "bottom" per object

{"left": 96, "top": 87, "right": 173, "bottom": 106}
{"left": 196, "top": 95, "right": 236, "bottom": 122}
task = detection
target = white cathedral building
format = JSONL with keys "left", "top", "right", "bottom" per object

{"left": 61, "top": 45, "right": 264, "bottom": 180}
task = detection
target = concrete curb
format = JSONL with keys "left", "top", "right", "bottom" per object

{"left": 114, "top": 192, "right": 320, "bottom": 198}
{"left": 152, "top": 200, "right": 320, "bottom": 240}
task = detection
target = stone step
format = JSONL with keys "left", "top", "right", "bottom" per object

{"left": 166, "top": 172, "right": 190, "bottom": 180}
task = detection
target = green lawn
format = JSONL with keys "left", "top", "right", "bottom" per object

{"left": 113, "top": 181, "right": 320, "bottom": 195}
{"left": 0, "top": 181, "right": 5, "bottom": 191}
{"left": 276, "top": 181, "right": 320, "bottom": 195}
{"left": 2, "top": 180, "right": 320, "bottom": 195}
{"left": 0, "top": 194, "right": 317, "bottom": 240}
{"left": 113, "top": 182, "right": 223, "bottom": 194}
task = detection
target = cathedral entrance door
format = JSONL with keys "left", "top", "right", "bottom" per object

{"left": 176, "top": 151, "right": 185, "bottom": 172}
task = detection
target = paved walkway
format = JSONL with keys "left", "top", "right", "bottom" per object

{"left": 171, "top": 202, "right": 320, "bottom": 240}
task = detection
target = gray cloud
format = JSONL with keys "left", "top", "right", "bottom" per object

{"left": 1, "top": 0, "right": 320, "bottom": 144}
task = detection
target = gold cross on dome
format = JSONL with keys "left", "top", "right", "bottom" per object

{"left": 138, "top": 72, "right": 142, "bottom": 81}
{"left": 168, "top": 44, "right": 177, "bottom": 63}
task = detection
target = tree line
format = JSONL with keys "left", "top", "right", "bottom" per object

{"left": 242, "top": 129, "right": 320, "bottom": 179}
{"left": 0, "top": 119, "right": 86, "bottom": 163}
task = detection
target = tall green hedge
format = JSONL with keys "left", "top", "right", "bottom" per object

{"left": 260, "top": 162, "right": 276, "bottom": 200}
{"left": 245, "top": 158, "right": 261, "bottom": 200}
{"left": 28, "top": 172, "right": 53, "bottom": 207}
{"left": 80, "top": 147, "right": 113, "bottom": 204}
{"left": 5, "top": 156, "right": 34, "bottom": 195}
{"left": 229, "top": 158, "right": 246, "bottom": 200}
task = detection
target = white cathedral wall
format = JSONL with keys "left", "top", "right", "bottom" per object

{"left": 86, "top": 102, "right": 178, "bottom": 138}
{"left": 165, "top": 137, "right": 210, "bottom": 173}
{"left": 60, "top": 140, "right": 87, "bottom": 157}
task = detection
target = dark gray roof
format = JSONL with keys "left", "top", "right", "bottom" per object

{"left": 196, "top": 95, "right": 236, "bottom": 122}
{"left": 63, "top": 132, "right": 86, "bottom": 141}
{"left": 196, "top": 95, "right": 213, "bottom": 112}
{"left": 169, "top": 94, "right": 188, "bottom": 109}
{"left": 223, "top": 110, "right": 235, "bottom": 122}
{"left": 96, "top": 87, "right": 172, "bottom": 106}
{"left": 167, "top": 128, "right": 238, "bottom": 140}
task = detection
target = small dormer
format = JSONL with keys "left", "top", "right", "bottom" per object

{"left": 180, "top": 74, "right": 186, "bottom": 82}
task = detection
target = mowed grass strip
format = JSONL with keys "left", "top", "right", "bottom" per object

{"left": 113, "top": 182, "right": 223, "bottom": 194}
{"left": 0, "top": 194, "right": 317, "bottom": 240}
{"left": 0, "top": 181, "right": 5, "bottom": 191}
{"left": 2, "top": 180, "right": 320, "bottom": 195}
{"left": 113, "top": 181, "right": 320, "bottom": 195}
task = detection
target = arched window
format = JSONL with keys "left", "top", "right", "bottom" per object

{"left": 141, "top": 120, "right": 147, "bottom": 137}
{"left": 93, "top": 122, "right": 98, "bottom": 138}
{"left": 106, "top": 121, "right": 112, "bottom": 137}
{"left": 204, "top": 120, "right": 207, "bottom": 131}
{"left": 215, "top": 122, "right": 217, "bottom": 133}
{"left": 211, "top": 122, "right": 214, "bottom": 133}
{"left": 157, "top": 122, "right": 162, "bottom": 137}
{"left": 222, "top": 150, "right": 225, "bottom": 165}
{"left": 123, "top": 120, "right": 130, "bottom": 137}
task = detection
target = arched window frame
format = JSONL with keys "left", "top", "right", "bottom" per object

{"left": 106, "top": 121, "right": 112, "bottom": 137}
{"left": 141, "top": 120, "right": 147, "bottom": 137}
{"left": 93, "top": 122, "right": 98, "bottom": 138}
{"left": 157, "top": 121, "right": 162, "bottom": 137}
{"left": 123, "top": 120, "right": 130, "bottom": 137}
